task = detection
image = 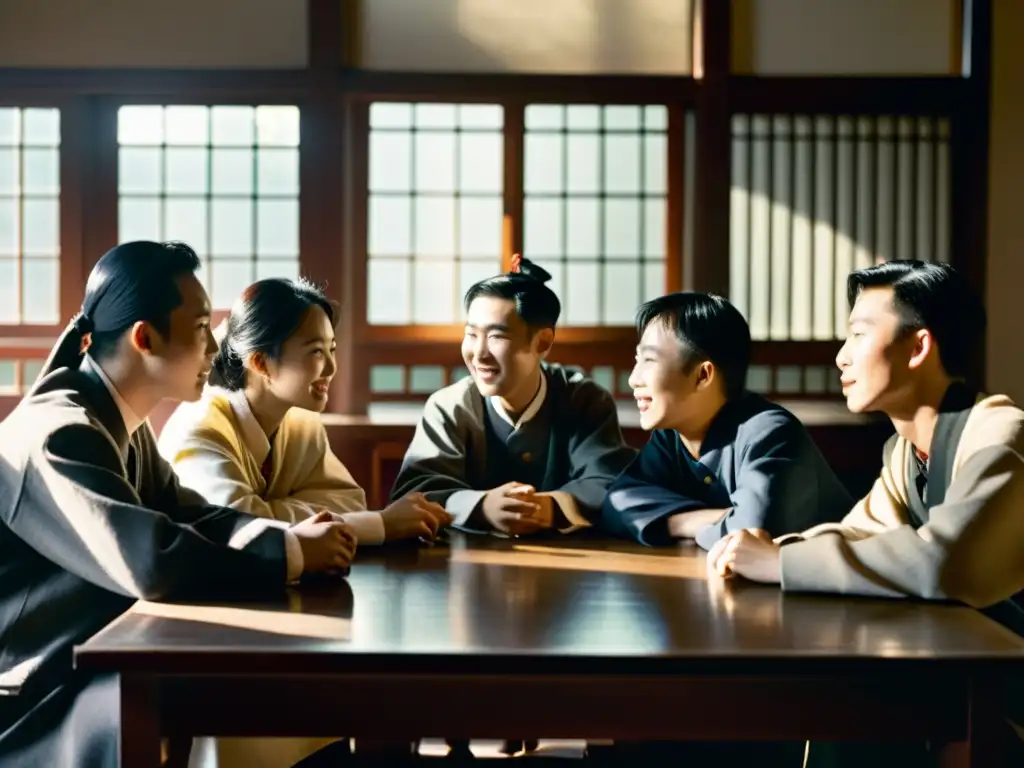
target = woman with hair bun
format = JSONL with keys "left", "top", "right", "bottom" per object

{"left": 159, "top": 277, "right": 452, "bottom": 547}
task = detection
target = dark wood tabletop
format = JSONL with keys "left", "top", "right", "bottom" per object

{"left": 77, "top": 532, "right": 1024, "bottom": 674}
{"left": 74, "top": 533, "right": 1024, "bottom": 766}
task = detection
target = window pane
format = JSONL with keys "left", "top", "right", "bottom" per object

{"left": 255, "top": 258, "right": 300, "bottom": 282}
{"left": 165, "top": 106, "right": 208, "bottom": 145}
{"left": 212, "top": 148, "right": 254, "bottom": 195}
{"left": 525, "top": 105, "right": 563, "bottom": 131}
{"left": 0, "top": 200, "right": 16, "bottom": 255}
{"left": 415, "top": 133, "right": 455, "bottom": 193}
{"left": 117, "top": 105, "right": 299, "bottom": 309}
{"left": 370, "top": 132, "right": 412, "bottom": 192}
{"left": 565, "top": 198, "right": 599, "bottom": 259}
{"left": 22, "top": 148, "right": 58, "bottom": 195}
{"left": 459, "top": 133, "right": 502, "bottom": 193}
{"left": 368, "top": 196, "right": 410, "bottom": 257}
{"left": 22, "top": 258, "right": 59, "bottom": 324}
{"left": 413, "top": 197, "right": 455, "bottom": 257}
{"left": 0, "top": 110, "right": 19, "bottom": 144}
{"left": 255, "top": 106, "right": 300, "bottom": 147}
{"left": 412, "top": 260, "right": 456, "bottom": 324}
{"left": 564, "top": 261, "right": 600, "bottom": 325}
{"left": 257, "top": 148, "right": 299, "bottom": 195}
{"left": 165, "top": 148, "right": 208, "bottom": 195}
{"left": 604, "top": 198, "right": 641, "bottom": 258}
{"left": 119, "top": 106, "right": 164, "bottom": 145}
{"left": 409, "top": 365, "right": 445, "bottom": 394}
{"left": 367, "top": 102, "right": 503, "bottom": 326}
{"left": 210, "top": 260, "right": 255, "bottom": 309}
{"left": 604, "top": 134, "right": 641, "bottom": 193}
{"left": 524, "top": 134, "right": 563, "bottom": 194}
{"left": 458, "top": 197, "right": 502, "bottom": 258}
{"left": 566, "top": 134, "right": 600, "bottom": 194}
{"left": 119, "top": 197, "right": 161, "bottom": 243}
{"left": 370, "top": 365, "right": 405, "bottom": 393}
{"left": 256, "top": 199, "right": 298, "bottom": 256}
{"left": 603, "top": 262, "right": 640, "bottom": 325}
{"left": 368, "top": 258, "right": 410, "bottom": 324}
{"left": 22, "top": 198, "right": 59, "bottom": 256}
{"left": 523, "top": 198, "right": 562, "bottom": 258}
{"left": 370, "top": 102, "right": 412, "bottom": 129}
{"left": 211, "top": 106, "right": 255, "bottom": 146}
{"left": 0, "top": 260, "right": 17, "bottom": 322}
{"left": 0, "top": 149, "right": 17, "bottom": 194}
{"left": 119, "top": 148, "right": 162, "bottom": 194}
{"left": 210, "top": 199, "right": 253, "bottom": 256}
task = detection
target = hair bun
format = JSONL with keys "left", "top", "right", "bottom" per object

{"left": 511, "top": 255, "right": 552, "bottom": 284}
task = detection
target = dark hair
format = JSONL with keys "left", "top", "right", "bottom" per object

{"left": 209, "top": 277, "right": 336, "bottom": 391}
{"left": 847, "top": 260, "right": 985, "bottom": 378}
{"left": 463, "top": 255, "right": 561, "bottom": 330}
{"left": 40, "top": 240, "right": 201, "bottom": 376}
{"left": 635, "top": 292, "right": 751, "bottom": 400}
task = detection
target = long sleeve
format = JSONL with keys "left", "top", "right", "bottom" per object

{"left": 390, "top": 394, "right": 480, "bottom": 525}
{"left": 781, "top": 444, "right": 1024, "bottom": 608}
{"left": 693, "top": 413, "right": 853, "bottom": 550}
{"left": 552, "top": 384, "right": 638, "bottom": 526}
{"left": 169, "top": 427, "right": 383, "bottom": 547}
{"left": 602, "top": 430, "right": 709, "bottom": 545}
{"left": 13, "top": 421, "right": 288, "bottom": 601}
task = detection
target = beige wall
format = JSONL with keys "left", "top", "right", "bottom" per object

{"left": 732, "top": 0, "right": 955, "bottom": 74}
{"left": 986, "top": 0, "right": 1024, "bottom": 400}
{"left": 0, "top": 0, "right": 306, "bottom": 68}
{"left": 360, "top": 0, "right": 692, "bottom": 74}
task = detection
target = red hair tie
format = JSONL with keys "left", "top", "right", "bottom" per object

{"left": 510, "top": 253, "right": 522, "bottom": 273}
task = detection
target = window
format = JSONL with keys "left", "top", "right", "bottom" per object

{"left": 730, "top": 114, "right": 951, "bottom": 342}
{"left": 366, "top": 102, "right": 504, "bottom": 325}
{"left": 0, "top": 107, "right": 61, "bottom": 325}
{"left": 117, "top": 104, "right": 300, "bottom": 309}
{"left": 523, "top": 104, "right": 668, "bottom": 325}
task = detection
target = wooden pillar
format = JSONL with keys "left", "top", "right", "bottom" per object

{"left": 688, "top": 0, "right": 732, "bottom": 296}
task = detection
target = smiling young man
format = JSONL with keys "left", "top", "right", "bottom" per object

{"left": 708, "top": 261, "right": 1024, "bottom": 764}
{"left": 602, "top": 292, "right": 852, "bottom": 550}
{"left": 709, "top": 261, "right": 1024, "bottom": 608}
{"left": 391, "top": 255, "right": 637, "bottom": 537}
{"left": 0, "top": 242, "right": 356, "bottom": 767}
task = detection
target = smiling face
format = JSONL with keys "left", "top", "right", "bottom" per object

{"left": 141, "top": 273, "right": 217, "bottom": 403}
{"left": 628, "top": 319, "right": 712, "bottom": 432}
{"left": 836, "top": 286, "right": 924, "bottom": 414}
{"left": 461, "top": 295, "right": 552, "bottom": 409}
{"left": 259, "top": 305, "right": 337, "bottom": 413}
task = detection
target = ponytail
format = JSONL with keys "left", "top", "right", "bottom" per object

{"left": 35, "top": 313, "right": 94, "bottom": 386}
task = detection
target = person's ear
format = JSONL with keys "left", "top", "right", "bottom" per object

{"left": 248, "top": 351, "right": 271, "bottom": 380}
{"left": 694, "top": 360, "right": 715, "bottom": 391}
{"left": 129, "top": 321, "right": 154, "bottom": 355}
{"left": 533, "top": 328, "right": 554, "bottom": 358}
{"left": 907, "top": 328, "right": 933, "bottom": 372}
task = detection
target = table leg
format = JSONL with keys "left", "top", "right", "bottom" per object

{"left": 939, "top": 677, "right": 1005, "bottom": 768}
{"left": 119, "top": 675, "right": 162, "bottom": 768}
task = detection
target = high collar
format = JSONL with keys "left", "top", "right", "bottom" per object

{"left": 81, "top": 355, "right": 143, "bottom": 438}
{"left": 489, "top": 370, "right": 547, "bottom": 431}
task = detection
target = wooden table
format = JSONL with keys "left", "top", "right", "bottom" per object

{"left": 75, "top": 534, "right": 1024, "bottom": 766}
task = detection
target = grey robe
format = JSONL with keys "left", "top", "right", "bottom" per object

{"left": 0, "top": 365, "right": 288, "bottom": 767}
{"left": 390, "top": 364, "right": 637, "bottom": 533}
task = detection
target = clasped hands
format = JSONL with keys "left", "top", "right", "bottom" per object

{"left": 482, "top": 481, "right": 556, "bottom": 536}
{"left": 706, "top": 528, "right": 783, "bottom": 584}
